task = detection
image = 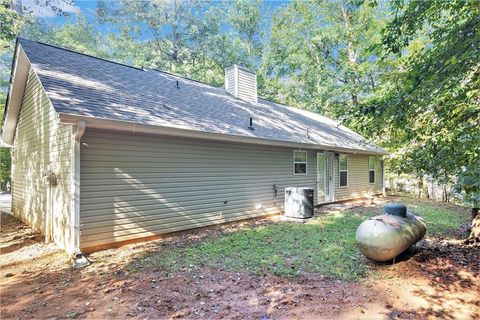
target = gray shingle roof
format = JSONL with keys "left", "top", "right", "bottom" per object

{"left": 19, "top": 38, "right": 386, "bottom": 154}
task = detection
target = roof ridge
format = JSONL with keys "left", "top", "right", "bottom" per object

{"left": 143, "top": 67, "right": 222, "bottom": 88}
{"left": 144, "top": 67, "right": 295, "bottom": 109}
{"left": 19, "top": 37, "right": 230, "bottom": 91}
{"left": 17, "top": 38, "right": 305, "bottom": 111}
{"left": 18, "top": 37, "right": 144, "bottom": 72}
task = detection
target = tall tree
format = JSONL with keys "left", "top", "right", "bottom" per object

{"left": 262, "top": 0, "right": 389, "bottom": 116}
{"left": 23, "top": 13, "right": 112, "bottom": 59}
{"left": 355, "top": 0, "right": 480, "bottom": 242}
{"left": 1, "top": 1, "right": 29, "bottom": 189}
{"left": 97, "top": 0, "right": 223, "bottom": 84}
{"left": 96, "top": 0, "right": 268, "bottom": 87}
{"left": 1, "top": 0, "right": 76, "bottom": 189}
{"left": 227, "top": 0, "right": 264, "bottom": 69}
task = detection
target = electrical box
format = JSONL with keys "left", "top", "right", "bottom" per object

{"left": 45, "top": 172, "right": 58, "bottom": 187}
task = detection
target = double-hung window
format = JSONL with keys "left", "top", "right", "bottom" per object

{"left": 369, "top": 156, "right": 375, "bottom": 184}
{"left": 293, "top": 150, "right": 307, "bottom": 175}
{"left": 339, "top": 154, "right": 348, "bottom": 187}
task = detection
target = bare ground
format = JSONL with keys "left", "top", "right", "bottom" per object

{"left": 1, "top": 196, "right": 479, "bottom": 320}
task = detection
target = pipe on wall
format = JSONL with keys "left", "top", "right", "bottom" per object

{"left": 74, "top": 120, "right": 85, "bottom": 141}
{"left": 70, "top": 120, "right": 85, "bottom": 258}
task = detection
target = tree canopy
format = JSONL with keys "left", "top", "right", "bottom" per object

{"left": 354, "top": 0, "right": 480, "bottom": 210}
{"left": 0, "top": 0, "right": 479, "bottom": 219}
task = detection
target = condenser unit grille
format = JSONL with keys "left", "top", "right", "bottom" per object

{"left": 284, "top": 187, "right": 314, "bottom": 219}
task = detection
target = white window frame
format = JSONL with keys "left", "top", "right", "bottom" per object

{"left": 293, "top": 150, "right": 308, "bottom": 175}
{"left": 369, "top": 156, "right": 375, "bottom": 184}
{"left": 339, "top": 154, "right": 348, "bottom": 188}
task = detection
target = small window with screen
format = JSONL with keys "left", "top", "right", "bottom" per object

{"left": 293, "top": 150, "right": 307, "bottom": 175}
{"left": 339, "top": 154, "right": 348, "bottom": 187}
{"left": 369, "top": 156, "right": 375, "bottom": 184}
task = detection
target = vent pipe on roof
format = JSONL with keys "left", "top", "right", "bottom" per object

{"left": 248, "top": 117, "right": 254, "bottom": 131}
{"left": 225, "top": 65, "right": 257, "bottom": 103}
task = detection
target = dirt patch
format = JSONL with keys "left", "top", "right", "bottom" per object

{"left": 0, "top": 212, "right": 65, "bottom": 269}
{"left": 1, "top": 197, "right": 479, "bottom": 319}
{"left": 1, "top": 265, "right": 383, "bottom": 320}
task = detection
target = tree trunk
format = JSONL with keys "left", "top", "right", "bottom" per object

{"left": 351, "top": 94, "right": 358, "bottom": 108}
{"left": 472, "top": 207, "right": 478, "bottom": 219}
{"left": 444, "top": 186, "right": 449, "bottom": 202}
{"left": 417, "top": 177, "right": 427, "bottom": 198}
{"left": 341, "top": 3, "right": 358, "bottom": 108}
{"left": 466, "top": 209, "right": 480, "bottom": 244}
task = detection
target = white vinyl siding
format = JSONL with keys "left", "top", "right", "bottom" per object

{"left": 11, "top": 68, "right": 74, "bottom": 252}
{"left": 237, "top": 68, "right": 257, "bottom": 102}
{"left": 79, "top": 130, "right": 317, "bottom": 249}
{"left": 224, "top": 65, "right": 257, "bottom": 102}
{"left": 79, "top": 132, "right": 384, "bottom": 249}
{"left": 224, "top": 67, "right": 236, "bottom": 96}
{"left": 334, "top": 154, "right": 382, "bottom": 201}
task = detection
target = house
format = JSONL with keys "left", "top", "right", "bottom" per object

{"left": 1, "top": 38, "right": 387, "bottom": 257}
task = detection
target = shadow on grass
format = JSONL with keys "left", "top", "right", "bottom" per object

{"left": 125, "top": 196, "right": 470, "bottom": 282}
{"left": 126, "top": 209, "right": 380, "bottom": 281}
{"left": 1, "top": 197, "right": 478, "bottom": 319}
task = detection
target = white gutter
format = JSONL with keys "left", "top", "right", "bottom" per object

{"left": 382, "top": 158, "right": 387, "bottom": 197}
{"left": 58, "top": 113, "right": 388, "bottom": 156}
{"left": 70, "top": 120, "right": 88, "bottom": 267}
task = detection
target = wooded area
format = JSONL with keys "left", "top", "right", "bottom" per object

{"left": 0, "top": 0, "right": 479, "bottom": 242}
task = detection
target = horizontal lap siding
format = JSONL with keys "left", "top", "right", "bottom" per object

{"left": 334, "top": 154, "right": 382, "bottom": 200}
{"left": 237, "top": 69, "right": 256, "bottom": 102}
{"left": 79, "top": 131, "right": 317, "bottom": 248}
{"left": 11, "top": 69, "right": 73, "bottom": 251}
{"left": 225, "top": 67, "right": 236, "bottom": 96}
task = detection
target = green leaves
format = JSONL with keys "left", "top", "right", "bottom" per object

{"left": 0, "top": 92, "right": 11, "bottom": 188}
{"left": 362, "top": 0, "right": 480, "bottom": 206}
{"left": 1, "top": 0, "right": 478, "bottom": 208}
{"left": 262, "top": 0, "right": 389, "bottom": 117}
{"left": 91, "top": 0, "right": 267, "bottom": 86}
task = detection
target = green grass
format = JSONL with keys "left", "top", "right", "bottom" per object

{"left": 66, "top": 311, "right": 80, "bottom": 319}
{"left": 129, "top": 198, "right": 468, "bottom": 281}
{"left": 407, "top": 201, "right": 465, "bottom": 236}
{"left": 132, "top": 210, "right": 376, "bottom": 281}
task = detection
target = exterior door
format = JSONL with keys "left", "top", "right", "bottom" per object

{"left": 316, "top": 153, "right": 325, "bottom": 203}
{"left": 324, "top": 152, "right": 335, "bottom": 202}
{"left": 317, "top": 152, "right": 335, "bottom": 203}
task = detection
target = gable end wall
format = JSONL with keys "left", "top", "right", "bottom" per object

{"left": 11, "top": 68, "right": 74, "bottom": 252}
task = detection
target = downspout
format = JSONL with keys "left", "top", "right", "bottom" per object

{"left": 382, "top": 158, "right": 386, "bottom": 197}
{"left": 71, "top": 120, "right": 89, "bottom": 268}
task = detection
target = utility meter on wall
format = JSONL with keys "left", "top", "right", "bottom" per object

{"left": 43, "top": 168, "right": 58, "bottom": 187}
